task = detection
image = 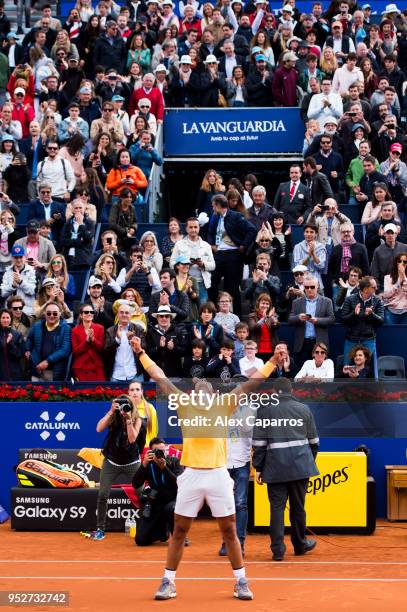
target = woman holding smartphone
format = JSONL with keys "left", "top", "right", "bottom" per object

{"left": 0, "top": 308, "right": 25, "bottom": 381}
{"left": 341, "top": 345, "right": 372, "bottom": 379}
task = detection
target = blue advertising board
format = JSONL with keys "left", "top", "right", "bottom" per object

{"left": 1, "top": 399, "right": 407, "bottom": 518}
{"left": 164, "top": 108, "right": 304, "bottom": 156}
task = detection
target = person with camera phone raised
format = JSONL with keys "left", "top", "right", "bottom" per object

{"left": 88, "top": 394, "right": 145, "bottom": 541}
{"left": 132, "top": 437, "right": 183, "bottom": 547}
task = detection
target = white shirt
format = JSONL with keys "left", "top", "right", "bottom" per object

{"left": 239, "top": 356, "right": 264, "bottom": 377}
{"left": 112, "top": 327, "right": 138, "bottom": 380}
{"left": 226, "top": 404, "right": 253, "bottom": 469}
{"left": 36, "top": 156, "right": 76, "bottom": 198}
{"left": 307, "top": 92, "right": 344, "bottom": 130}
{"left": 8, "top": 44, "right": 16, "bottom": 68}
{"left": 295, "top": 358, "right": 334, "bottom": 381}
{"left": 225, "top": 55, "right": 237, "bottom": 79}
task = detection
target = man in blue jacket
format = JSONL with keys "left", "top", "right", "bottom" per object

{"left": 208, "top": 194, "right": 257, "bottom": 317}
{"left": 26, "top": 304, "right": 72, "bottom": 381}
{"left": 27, "top": 182, "right": 65, "bottom": 245}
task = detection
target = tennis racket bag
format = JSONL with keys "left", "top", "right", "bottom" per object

{"left": 16, "top": 458, "right": 89, "bottom": 489}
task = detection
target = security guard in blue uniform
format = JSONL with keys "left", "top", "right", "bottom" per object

{"left": 252, "top": 377, "right": 319, "bottom": 561}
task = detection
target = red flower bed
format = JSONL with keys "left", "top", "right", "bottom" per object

{"left": 0, "top": 384, "right": 157, "bottom": 402}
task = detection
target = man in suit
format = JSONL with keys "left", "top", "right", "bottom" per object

{"left": 218, "top": 41, "right": 246, "bottom": 79}
{"left": 208, "top": 194, "right": 257, "bottom": 317}
{"left": 273, "top": 165, "right": 312, "bottom": 225}
{"left": 288, "top": 274, "right": 335, "bottom": 366}
{"left": 60, "top": 200, "right": 95, "bottom": 269}
{"left": 14, "top": 220, "right": 56, "bottom": 272}
{"left": 3, "top": 32, "right": 24, "bottom": 71}
{"left": 247, "top": 186, "right": 276, "bottom": 230}
{"left": 27, "top": 182, "right": 65, "bottom": 245}
{"left": 302, "top": 157, "right": 334, "bottom": 207}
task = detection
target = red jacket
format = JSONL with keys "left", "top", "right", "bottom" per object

{"left": 271, "top": 66, "right": 298, "bottom": 107}
{"left": 11, "top": 102, "right": 35, "bottom": 138}
{"left": 129, "top": 87, "right": 164, "bottom": 121}
{"left": 71, "top": 323, "right": 106, "bottom": 381}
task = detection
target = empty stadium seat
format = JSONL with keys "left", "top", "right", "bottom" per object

{"left": 377, "top": 356, "right": 406, "bottom": 381}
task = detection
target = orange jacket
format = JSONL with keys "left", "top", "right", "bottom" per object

{"left": 106, "top": 165, "right": 148, "bottom": 197}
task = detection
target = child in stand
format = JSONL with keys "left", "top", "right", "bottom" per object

{"left": 182, "top": 338, "right": 208, "bottom": 378}
{"left": 234, "top": 322, "right": 249, "bottom": 362}
{"left": 239, "top": 340, "right": 264, "bottom": 377}
{"left": 206, "top": 338, "right": 240, "bottom": 379}
{"left": 214, "top": 292, "right": 240, "bottom": 338}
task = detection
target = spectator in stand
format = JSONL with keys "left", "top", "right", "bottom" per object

{"left": 246, "top": 54, "right": 273, "bottom": 107}
{"left": 341, "top": 276, "right": 384, "bottom": 364}
{"left": 247, "top": 185, "right": 276, "bottom": 230}
{"left": 371, "top": 223, "right": 407, "bottom": 292}
{"left": 149, "top": 268, "right": 189, "bottom": 324}
{"left": 191, "top": 301, "right": 223, "bottom": 358}
{"left": 182, "top": 337, "right": 208, "bottom": 378}
{"left": 335, "top": 265, "right": 362, "bottom": 311}
{"left": 340, "top": 345, "right": 373, "bottom": 379}
{"left": 72, "top": 303, "right": 106, "bottom": 381}
{"left": 382, "top": 253, "right": 407, "bottom": 324}
{"left": 268, "top": 340, "right": 296, "bottom": 379}
{"left": 0, "top": 209, "right": 20, "bottom": 273}
{"left": 46, "top": 254, "right": 76, "bottom": 307}
{"left": 197, "top": 168, "right": 225, "bottom": 217}
{"left": 104, "top": 302, "right": 145, "bottom": 383}
{"left": 307, "top": 77, "right": 343, "bottom": 130}
{"left": 174, "top": 256, "right": 199, "bottom": 322}
{"left": 7, "top": 296, "right": 32, "bottom": 338}
{"left": 170, "top": 217, "right": 215, "bottom": 304}
{"left": 328, "top": 222, "right": 369, "bottom": 297}
{"left": 85, "top": 275, "right": 115, "bottom": 330}
{"left": 108, "top": 188, "right": 138, "bottom": 252}
{"left": 129, "top": 130, "right": 162, "bottom": 180}
{"left": 293, "top": 223, "right": 327, "bottom": 287}
{"left": 295, "top": 341, "right": 334, "bottom": 382}
{"left": 145, "top": 304, "right": 185, "bottom": 377}
{"left": 0, "top": 308, "right": 26, "bottom": 382}
{"left": 140, "top": 231, "right": 163, "bottom": 275}
{"left": 26, "top": 303, "right": 72, "bottom": 381}
{"left": 270, "top": 213, "right": 293, "bottom": 271}
{"left": 302, "top": 156, "right": 334, "bottom": 206}
{"left": 33, "top": 278, "right": 72, "bottom": 322}
{"left": 312, "top": 134, "right": 344, "bottom": 198}
{"left": 355, "top": 155, "right": 388, "bottom": 208}
{"left": 161, "top": 217, "right": 184, "bottom": 266}
{"left": 1, "top": 245, "right": 36, "bottom": 316}
{"left": 106, "top": 149, "right": 148, "bottom": 200}
{"left": 338, "top": 102, "right": 371, "bottom": 150}
{"left": 323, "top": 21, "right": 355, "bottom": 65}
{"left": 380, "top": 143, "right": 407, "bottom": 207}
{"left": 94, "top": 253, "right": 122, "bottom": 303}
{"left": 365, "top": 202, "right": 407, "bottom": 259}
{"left": 272, "top": 51, "right": 299, "bottom": 107}
{"left": 238, "top": 340, "right": 264, "bottom": 377}
{"left": 93, "top": 20, "right": 127, "bottom": 73}
{"left": 58, "top": 102, "right": 89, "bottom": 143}
{"left": 307, "top": 199, "right": 351, "bottom": 255}
{"left": 36, "top": 141, "right": 76, "bottom": 204}
{"left": 14, "top": 220, "right": 56, "bottom": 272}
{"left": 273, "top": 164, "right": 312, "bottom": 225}
{"left": 10, "top": 87, "right": 35, "bottom": 139}
{"left": 288, "top": 273, "right": 335, "bottom": 366}
{"left": 361, "top": 182, "right": 399, "bottom": 226}
{"left": 90, "top": 101, "right": 124, "bottom": 146}
{"left": 233, "top": 321, "right": 249, "bottom": 362}
{"left": 60, "top": 200, "right": 94, "bottom": 268}
{"left": 345, "top": 140, "right": 376, "bottom": 205}
{"left": 214, "top": 291, "right": 240, "bottom": 339}
{"left": 128, "top": 73, "right": 164, "bottom": 122}
{"left": 243, "top": 252, "right": 281, "bottom": 310}
{"left": 208, "top": 194, "right": 257, "bottom": 317}
{"left": 248, "top": 292, "right": 279, "bottom": 363}
{"left": 93, "top": 229, "right": 127, "bottom": 271}
{"left": 27, "top": 183, "right": 65, "bottom": 245}
{"left": 245, "top": 224, "right": 282, "bottom": 273}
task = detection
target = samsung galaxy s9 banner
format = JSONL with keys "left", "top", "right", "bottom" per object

{"left": 163, "top": 108, "right": 304, "bottom": 156}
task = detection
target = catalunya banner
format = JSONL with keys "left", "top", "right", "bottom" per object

{"left": 163, "top": 107, "right": 304, "bottom": 156}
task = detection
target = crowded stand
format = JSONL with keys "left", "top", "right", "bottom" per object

{"left": 0, "top": 0, "right": 405, "bottom": 383}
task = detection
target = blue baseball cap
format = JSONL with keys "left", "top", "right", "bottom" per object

{"left": 11, "top": 244, "right": 25, "bottom": 257}
{"left": 175, "top": 255, "right": 191, "bottom": 265}
{"left": 255, "top": 54, "right": 268, "bottom": 62}
{"left": 112, "top": 95, "right": 124, "bottom": 102}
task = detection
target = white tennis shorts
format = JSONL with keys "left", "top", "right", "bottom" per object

{"left": 175, "top": 466, "right": 235, "bottom": 518}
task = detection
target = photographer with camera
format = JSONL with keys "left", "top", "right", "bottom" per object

{"left": 133, "top": 437, "right": 183, "bottom": 547}
{"left": 89, "top": 394, "right": 144, "bottom": 541}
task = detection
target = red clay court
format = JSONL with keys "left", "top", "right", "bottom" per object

{"left": 1, "top": 520, "right": 407, "bottom": 611}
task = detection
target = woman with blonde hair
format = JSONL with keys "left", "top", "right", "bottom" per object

{"left": 128, "top": 380, "right": 158, "bottom": 446}
{"left": 94, "top": 252, "right": 121, "bottom": 302}
{"left": 319, "top": 46, "right": 338, "bottom": 79}
{"left": 139, "top": 231, "right": 163, "bottom": 274}
{"left": 113, "top": 287, "right": 147, "bottom": 331}
{"left": 74, "top": 0, "right": 95, "bottom": 22}
{"left": 89, "top": 394, "right": 144, "bottom": 540}
{"left": 46, "top": 254, "right": 76, "bottom": 306}
{"left": 51, "top": 29, "right": 80, "bottom": 61}
{"left": 201, "top": 2, "right": 214, "bottom": 28}
{"left": 197, "top": 168, "right": 225, "bottom": 216}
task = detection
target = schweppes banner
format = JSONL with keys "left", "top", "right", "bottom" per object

{"left": 254, "top": 452, "right": 367, "bottom": 527}
{"left": 164, "top": 108, "right": 304, "bottom": 156}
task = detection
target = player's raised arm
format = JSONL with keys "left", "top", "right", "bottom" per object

{"left": 131, "top": 336, "right": 179, "bottom": 397}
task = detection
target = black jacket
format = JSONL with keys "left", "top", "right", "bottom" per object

{"left": 148, "top": 288, "right": 189, "bottom": 323}
{"left": 199, "top": 71, "right": 228, "bottom": 107}
{"left": 207, "top": 209, "right": 257, "bottom": 251}
{"left": 167, "top": 69, "right": 201, "bottom": 107}
{"left": 273, "top": 181, "right": 312, "bottom": 224}
{"left": 145, "top": 323, "right": 186, "bottom": 377}
{"left": 341, "top": 292, "right": 384, "bottom": 340}
{"left": 84, "top": 298, "right": 115, "bottom": 330}
{"left": 246, "top": 69, "right": 273, "bottom": 107}
{"left": 93, "top": 33, "right": 127, "bottom": 73}
{"left": 365, "top": 218, "right": 407, "bottom": 256}
{"left": 60, "top": 217, "right": 95, "bottom": 266}
{"left": 0, "top": 327, "right": 25, "bottom": 381}
{"left": 252, "top": 392, "right": 319, "bottom": 483}
{"left": 328, "top": 242, "right": 370, "bottom": 284}
{"left": 132, "top": 455, "right": 183, "bottom": 505}
{"left": 305, "top": 171, "right": 334, "bottom": 206}
{"left": 359, "top": 171, "right": 388, "bottom": 203}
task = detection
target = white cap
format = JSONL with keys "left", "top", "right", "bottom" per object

{"left": 282, "top": 4, "right": 294, "bottom": 13}
{"left": 162, "top": 0, "right": 174, "bottom": 6}
{"left": 180, "top": 54, "right": 192, "bottom": 65}
{"left": 292, "top": 264, "right": 308, "bottom": 273}
{"left": 283, "top": 51, "right": 298, "bottom": 62}
{"left": 323, "top": 116, "right": 338, "bottom": 126}
{"left": 384, "top": 223, "right": 398, "bottom": 233}
{"left": 154, "top": 63, "right": 169, "bottom": 74}
{"left": 204, "top": 54, "right": 219, "bottom": 64}
{"left": 382, "top": 3, "right": 400, "bottom": 14}
{"left": 14, "top": 87, "right": 26, "bottom": 96}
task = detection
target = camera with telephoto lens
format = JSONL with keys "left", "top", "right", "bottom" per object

{"left": 115, "top": 396, "right": 133, "bottom": 414}
{"left": 151, "top": 448, "right": 165, "bottom": 460}
{"left": 140, "top": 487, "right": 158, "bottom": 518}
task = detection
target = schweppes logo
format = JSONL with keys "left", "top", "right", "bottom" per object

{"left": 307, "top": 466, "right": 349, "bottom": 496}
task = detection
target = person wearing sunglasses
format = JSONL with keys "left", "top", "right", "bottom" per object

{"left": 379, "top": 142, "right": 407, "bottom": 206}
{"left": 6, "top": 296, "right": 32, "bottom": 338}
{"left": 288, "top": 273, "right": 335, "bottom": 367}
{"left": 295, "top": 341, "right": 334, "bottom": 382}
{"left": 90, "top": 102, "right": 125, "bottom": 146}
{"left": 25, "top": 303, "right": 72, "bottom": 381}
{"left": 36, "top": 141, "right": 76, "bottom": 203}
{"left": 71, "top": 304, "right": 106, "bottom": 381}
{"left": 27, "top": 182, "right": 65, "bottom": 244}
